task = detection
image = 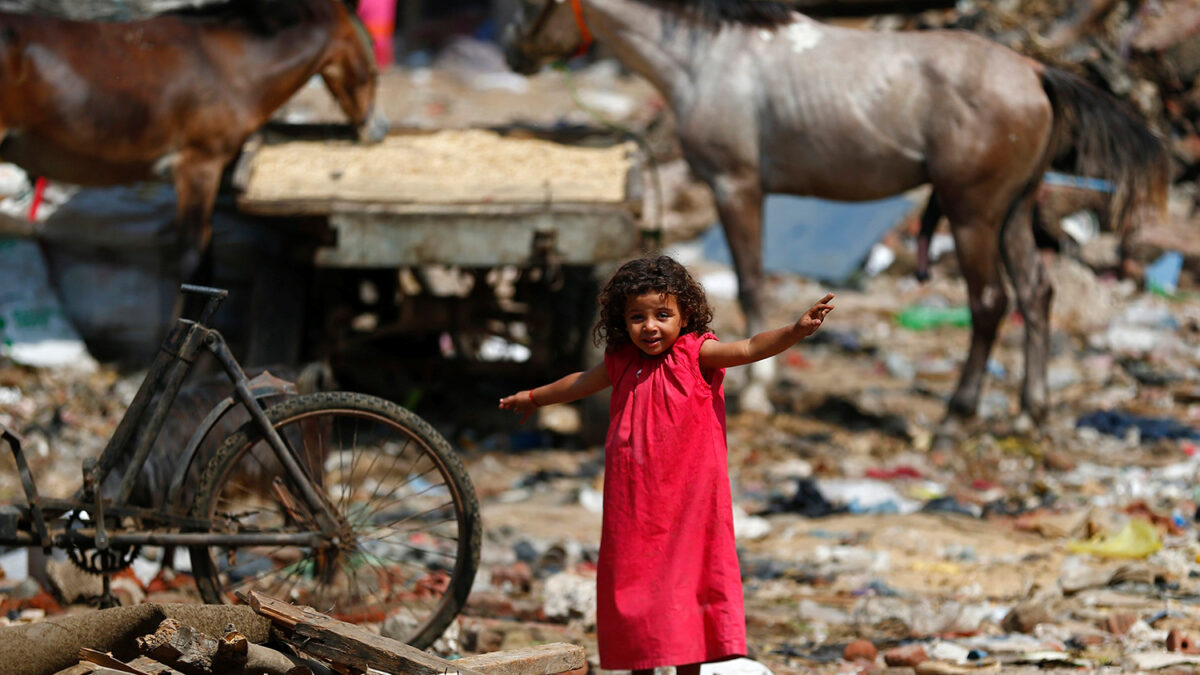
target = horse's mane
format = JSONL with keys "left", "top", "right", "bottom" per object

{"left": 168, "top": 0, "right": 350, "bottom": 33}
{"left": 650, "top": 0, "right": 795, "bottom": 26}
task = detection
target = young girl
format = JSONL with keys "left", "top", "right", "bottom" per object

{"left": 499, "top": 255, "right": 834, "bottom": 674}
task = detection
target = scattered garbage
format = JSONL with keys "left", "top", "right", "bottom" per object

{"left": 1145, "top": 251, "right": 1184, "bottom": 296}
{"left": 0, "top": 237, "right": 95, "bottom": 369}
{"left": 895, "top": 304, "right": 972, "bottom": 330}
{"left": 1067, "top": 519, "right": 1164, "bottom": 559}
{"left": 1076, "top": 409, "right": 1200, "bottom": 442}
{"left": 1, "top": 9, "right": 1199, "bottom": 671}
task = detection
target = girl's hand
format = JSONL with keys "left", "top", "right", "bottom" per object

{"left": 499, "top": 390, "right": 539, "bottom": 424}
{"left": 793, "top": 293, "right": 835, "bottom": 339}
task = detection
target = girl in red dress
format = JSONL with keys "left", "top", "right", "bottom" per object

{"left": 500, "top": 255, "right": 834, "bottom": 674}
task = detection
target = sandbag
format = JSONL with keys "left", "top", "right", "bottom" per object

{"left": 0, "top": 603, "right": 271, "bottom": 675}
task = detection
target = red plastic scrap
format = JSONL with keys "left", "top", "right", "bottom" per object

{"left": 864, "top": 465, "right": 923, "bottom": 480}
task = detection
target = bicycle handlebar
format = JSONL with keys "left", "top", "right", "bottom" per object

{"left": 179, "top": 284, "right": 229, "bottom": 326}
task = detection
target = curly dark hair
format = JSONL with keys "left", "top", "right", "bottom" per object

{"left": 594, "top": 255, "right": 714, "bottom": 350}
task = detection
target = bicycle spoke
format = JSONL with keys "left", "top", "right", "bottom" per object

{"left": 343, "top": 547, "right": 388, "bottom": 614}
{"left": 357, "top": 552, "right": 433, "bottom": 617}
{"left": 362, "top": 502, "right": 456, "bottom": 535}
{"left": 360, "top": 533, "right": 459, "bottom": 562}
{"left": 362, "top": 434, "right": 413, "bottom": 489}
{"left": 223, "top": 545, "right": 295, "bottom": 586}
{"left": 336, "top": 418, "right": 348, "bottom": 512}
{"left": 195, "top": 397, "right": 478, "bottom": 649}
{"left": 348, "top": 433, "right": 407, "bottom": 513}
{"left": 361, "top": 465, "right": 444, "bottom": 521}
{"left": 344, "top": 417, "right": 360, "bottom": 501}
{"left": 369, "top": 440, "right": 426, "bottom": 510}
{"left": 229, "top": 552, "right": 297, "bottom": 599}
{"left": 371, "top": 526, "right": 461, "bottom": 549}
{"left": 275, "top": 566, "right": 306, "bottom": 604}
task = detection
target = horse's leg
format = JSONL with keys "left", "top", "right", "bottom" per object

{"left": 709, "top": 171, "right": 771, "bottom": 413}
{"left": 1117, "top": 216, "right": 1143, "bottom": 281}
{"left": 915, "top": 191, "right": 942, "bottom": 283}
{"left": 1000, "top": 193, "right": 1053, "bottom": 427}
{"left": 944, "top": 219, "right": 1009, "bottom": 423}
{"left": 172, "top": 154, "right": 224, "bottom": 317}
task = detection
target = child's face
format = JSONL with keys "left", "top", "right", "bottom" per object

{"left": 623, "top": 292, "right": 685, "bottom": 356}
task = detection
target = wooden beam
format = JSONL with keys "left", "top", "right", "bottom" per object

{"left": 455, "top": 643, "right": 587, "bottom": 675}
{"left": 248, "top": 591, "right": 488, "bottom": 675}
{"left": 77, "top": 650, "right": 152, "bottom": 675}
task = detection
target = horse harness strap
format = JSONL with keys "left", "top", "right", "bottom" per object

{"left": 570, "top": 0, "right": 593, "bottom": 58}
{"left": 526, "top": 0, "right": 593, "bottom": 59}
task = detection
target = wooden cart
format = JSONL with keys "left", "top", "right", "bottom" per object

{"left": 233, "top": 128, "right": 648, "bottom": 390}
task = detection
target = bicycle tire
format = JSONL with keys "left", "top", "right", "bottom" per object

{"left": 189, "top": 391, "right": 481, "bottom": 649}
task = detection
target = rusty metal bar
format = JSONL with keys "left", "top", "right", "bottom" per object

{"left": 207, "top": 335, "right": 343, "bottom": 539}
{"left": 23, "top": 497, "right": 208, "bottom": 528}
{"left": 114, "top": 322, "right": 209, "bottom": 504}
{"left": 57, "top": 530, "right": 323, "bottom": 547}
{"left": 166, "top": 370, "right": 299, "bottom": 509}
{"left": 1, "top": 425, "right": 49, "bottom": 550}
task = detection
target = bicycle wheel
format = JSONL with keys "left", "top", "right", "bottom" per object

{"left": 189, "top": 391, "right": 480, "bottom": 649}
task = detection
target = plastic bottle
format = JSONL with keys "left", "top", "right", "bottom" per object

{"left": 895, "top": 305, "right": 972, "bottom": 330}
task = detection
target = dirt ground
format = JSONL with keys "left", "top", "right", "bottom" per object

{"left": 5, "top": 59, "right": 1200, "bottom": 674}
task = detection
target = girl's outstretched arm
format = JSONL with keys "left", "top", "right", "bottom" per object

{"left": 499, "top": 362, "right": 611, "bottom": 423}
{"left": 699, "top": 293, "right": 835, "bottom": 369}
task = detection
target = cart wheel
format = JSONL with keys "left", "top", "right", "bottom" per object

{"left": 190, "top": 391, "right": 480, "bottom": 649}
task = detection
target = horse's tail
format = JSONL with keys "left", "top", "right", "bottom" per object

{"left": 1039, "top": 67, "right": 1169, "bottom": 238}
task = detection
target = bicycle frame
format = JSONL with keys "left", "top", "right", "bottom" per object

{"left": 0, "top": 285, "right": 340, "bottom": 553}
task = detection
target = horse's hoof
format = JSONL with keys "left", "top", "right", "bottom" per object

{"left": 1014, "top": 412, "right": 1036, "bottom": 435}
{"left": 738, "top": 383, "right": 774, "bottom": 415}
{"left": 931, "top": 417, "right": 968, "bottom": 452}
{"left": 931, "top": 430, "right": 959, "bottom": 453}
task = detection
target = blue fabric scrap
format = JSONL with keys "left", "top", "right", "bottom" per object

{"left": 1076, "top": 409, "right": 1200, "bottom": 441}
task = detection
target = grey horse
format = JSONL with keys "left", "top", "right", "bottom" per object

{"left": 503, "top": 0, "right": 1167, "bottom": 429}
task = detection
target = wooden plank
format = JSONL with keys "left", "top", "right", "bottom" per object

{"left": 236, "top": 131, "right": 638, "bottom": 212}
{"left": 454, "top": 643, "right": 586, "bottom": 675}
{"left": 248, "top": 591, "right": 487, "bottom": 675}
{"left": 77, "top": 650, "right": 152, "bottom": 675}
{"left": 315, "top": 207, "right": 641, "bottom": 267}
{"left": 237, "top": 197, "right": 638, "bottom": 218}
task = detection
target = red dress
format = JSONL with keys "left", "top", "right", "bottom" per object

{"left": 597, "top": 332, "right": 746, "bottom": 670}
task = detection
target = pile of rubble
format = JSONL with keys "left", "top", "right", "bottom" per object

{"left": 12, "top": 241, "right": 1200, "bottom": 673}
{"left": 1, "top": 591, "right": 583, "bottom": 675}
{"left": 3, "top": 9, "right": 1200, "bottom": 674}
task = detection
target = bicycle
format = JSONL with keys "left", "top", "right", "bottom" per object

{"left": 0, "top": 284, "right": 481, "bottom": 650}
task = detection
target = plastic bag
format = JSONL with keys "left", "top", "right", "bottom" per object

{"left": 1066, "top": 519, "right": 1162, "bottom": 559}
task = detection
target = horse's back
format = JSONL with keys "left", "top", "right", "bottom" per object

{"left": 687, "top": 16, "right": 1053, "bottom": 199}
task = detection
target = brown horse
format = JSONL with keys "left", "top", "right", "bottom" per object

{"left": 0, "top": 0, "right": 387, "bottom": 287}
{"left": 503, "top": 0, "right": 1168, "bottom": 429}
